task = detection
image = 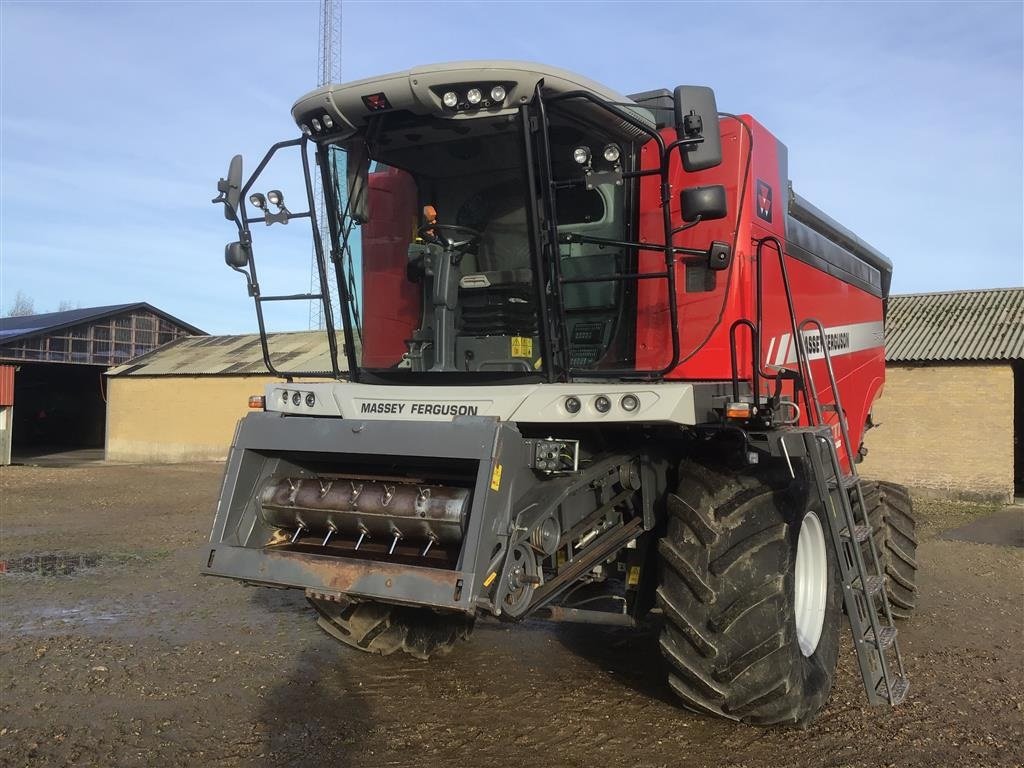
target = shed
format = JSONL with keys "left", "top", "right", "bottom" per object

{"left": 860, "top": 287, "right": 1024, "bottom": 502}
{"left": 105, "top": 331, "right": 345, "bottom": 463}
{"left": 0, "top": 303, "right": 203, "bottom": 459}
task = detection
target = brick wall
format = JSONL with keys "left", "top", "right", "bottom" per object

{"left": 106, "top": 375, "right": 282, "bottom": 463}
{"left": 860, "top": 363, "right": 1014, "bottom": 501}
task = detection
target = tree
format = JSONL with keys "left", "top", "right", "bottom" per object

{"left": 5, "top": 291, "right": 35, "bottom": 317}
{"left": 56, "top": 300, "right": 80, "bottom": 312}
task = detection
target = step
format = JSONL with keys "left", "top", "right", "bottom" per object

{"left": 863, "top": 624, "right": 898, "bottom": 650}
{"left": 828, "top": 474, "right": 859, "bottom": 492}
{"left": 849, "top": 574, "right": 885, "bottom": 597}
{"left": 841, "top": 524, "right": 871, "bottom": 543}
{"left": 888, "top": 676, "right": 910, "bottom": 705}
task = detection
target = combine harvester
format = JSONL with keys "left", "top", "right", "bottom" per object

{"left": 206, "top": 61, "right": 918, "bottom": 725}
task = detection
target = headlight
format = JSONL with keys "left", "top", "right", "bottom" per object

{"left": 594, "top": 395, "right": 611, "bottom": 413}
{"left": 490, "top": 85, "right": 507, "bottom": 102}
{"left": 603, "top": 143, "right": 621, "bottom": 163}
{"left": 466, "top": 88, "right": 482, "bottom": 105}
{"left": 564, "top": 396, "right": 581, "bottom": 414}
{"left": 620, "top": 394, "right": 640, "bottom": 412}
{"left": 572, "top": 146, "right": 591, "bottom": 165}
{"left": 442, "top": 91, "right": 459, "bottom": 108}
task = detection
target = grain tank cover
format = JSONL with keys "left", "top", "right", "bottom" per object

{"left": 291, "top": 60, "right": 656, "bottom": 142}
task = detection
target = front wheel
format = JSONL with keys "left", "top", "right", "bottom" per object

{"left": 657, "top": 460, "right": 842, "bottom": 725}
{"left": 309, "top": 597, "right": 474, "bottom": 660}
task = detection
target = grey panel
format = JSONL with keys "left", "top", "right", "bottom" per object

{"left": 786, "top": 217, "right": 884, "bottom": 298}
{"left": 788, "top": 185, "right": 893, "bottom": 297}
{"left": 293, "top": 61, "right": 655, "bottom": 143}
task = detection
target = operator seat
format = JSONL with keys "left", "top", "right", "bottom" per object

{"left": 457, "top": 179, "right": 532, "bottom": 286}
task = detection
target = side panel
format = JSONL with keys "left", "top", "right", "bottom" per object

{"left": 360, "top": 166, "right": 420, "bottom": 368}
{"left": 635, "top": 115, "right": 886, "bottom": 459}
{"left": 634, "top": 119, "right": 751, "bottom": 373}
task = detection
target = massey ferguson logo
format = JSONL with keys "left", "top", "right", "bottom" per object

{"left": 756, "top": 180, "right": 773, "bottom": 222}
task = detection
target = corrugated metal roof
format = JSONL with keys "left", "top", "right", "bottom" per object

{"left": 107, "top": 332, "right": 348, "bottom": 377}
{"left": 886, "top": 288, "right": 1024, "bottom": 362}
{"left": 0, "top": 302, "right": 206, "bottom": 342}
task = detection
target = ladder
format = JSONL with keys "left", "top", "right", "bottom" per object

{"left": 755, "top": 237, "right": 908, "bottom": 706}
{"left": 781, "top": 320, "right": 909, "bottom": 706}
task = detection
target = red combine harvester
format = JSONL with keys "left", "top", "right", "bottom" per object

{"left": 207, "top": 62, "right": 918, "bottom": 725}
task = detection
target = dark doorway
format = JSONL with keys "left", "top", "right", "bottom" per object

{"left": 1015, "top": 362, "right": 1023, "bottom": 498}
{"left": 10, "top": 363, "right": 107, "bottom": 455}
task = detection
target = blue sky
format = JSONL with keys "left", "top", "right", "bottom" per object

{"left": 2, "top": 0, "right": 1021, "bottom": 334}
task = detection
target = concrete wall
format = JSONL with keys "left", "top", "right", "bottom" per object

{"left": 860, "top": 363, "right": 1014, "bottom": 502}
{"left": 106, "top": 375, "right": 282, "bottom": 463}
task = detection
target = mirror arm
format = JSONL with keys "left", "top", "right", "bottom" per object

{"left": 230, "top": 264, "right": 259, "bottom": 296}
{"left": 671, "top": 215, "right": 702, "bottom": 236}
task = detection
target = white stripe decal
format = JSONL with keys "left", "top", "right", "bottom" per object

{"left": 764, "top": 336, "right": 776, "bottom": 367}
{"left": 784, "top": 321, "right": 885, "bottom": 364}
{"left": 774, "top": 333, "right": 790, "bottom": 367}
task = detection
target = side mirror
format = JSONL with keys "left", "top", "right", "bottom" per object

{"left": 216, "top": 155, "right": 243, "bottom": 221}
{"left": 673, "top": 86, "right": 722, "bottom": 172}
{"left": 680, "top": 185, "right": 728, "bottom": 222}
{"left": 344, "top": 145, "right": 370, "bottom": 224}
{"left": 224, "top": 241, "right": 251, "bottom": 269}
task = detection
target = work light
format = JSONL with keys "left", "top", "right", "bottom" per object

{"left": 249, "top": 193, "right": 267, "bottom": 210}
{"left": 490, "top": 85, "right": 507, "bottom": 102}
{"left": 466, "top": 88, "right": 482, "bottom": 105}
{"left": 573, "top": 146, "right": 591, "bottom": 165}
{"left": 322, "top": 114, "right": 334, "bottom": 129}
{"left": 311, "top": 118, "right": 322, "bottom": 132}
{"left": 442, "top": 91, "right": 459, "bottom": 108}
{"left": 267, "top": 190, "right": 284, "bottom": 208}
{"left": 603, "top": 143, "right": 621, "bottom": 163}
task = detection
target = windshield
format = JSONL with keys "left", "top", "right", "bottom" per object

{"left": 327, "top": 108, "right": 635, "bottom": 380}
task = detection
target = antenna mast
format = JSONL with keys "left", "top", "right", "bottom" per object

{"left": 309, "top": 0, "right": 342, "bottom": 330}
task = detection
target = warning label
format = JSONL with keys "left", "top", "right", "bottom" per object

{"left": 510, "top": 337, "right": 533, "bottom": 358}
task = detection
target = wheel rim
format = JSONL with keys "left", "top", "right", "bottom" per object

{"left": 794, "top": 511, "right": 828, "bottom": 657}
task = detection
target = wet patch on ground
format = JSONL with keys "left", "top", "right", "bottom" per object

{"left": 0, "top": 550, "right": 163, "bottom": 578}
{"left": 940, "top": 506, "right": 1024, "bottom": 548}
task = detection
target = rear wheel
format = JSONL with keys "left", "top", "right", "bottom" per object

{"left": 309, "top": 598, "right": 473, "bottom": 660}
{"left": 657, "top": 460, "right": 842, "bottom": 725}
{"left": 859, "top": 481, "right": 918, "bottom": 619}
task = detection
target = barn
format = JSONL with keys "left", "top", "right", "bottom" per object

{"left": 860, "top": 287, "right": 1024, "bottom": 502}
{"left": 0, "top": 303, "right": 203, "bottom": 461}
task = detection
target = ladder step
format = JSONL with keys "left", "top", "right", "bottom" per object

{"left": 863, "top": 624, "right": 898, "bottom": 650}
{"left": 829, "top": 474, "right": 859, "bottom": 491}
{"left": 851, "top": 574, "right": 885, "bottom": 597}
{"left": 841, "top": 525, "right": 871, "bottom": 543}
{"left": 887, "top": 676, "right": 910, "bottom": 705}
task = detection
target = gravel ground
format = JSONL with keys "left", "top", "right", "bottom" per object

{"left": 1, "top": 462, "right": 1021, "bottom": 768}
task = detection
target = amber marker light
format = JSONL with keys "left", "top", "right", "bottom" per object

{"left": 249, "top": 395, "right": 266, "bottom": 410}
{"left": 725, "top": 402, "right": 751, "bottom": 419}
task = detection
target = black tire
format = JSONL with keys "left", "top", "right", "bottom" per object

{"left": 859, "top": 481, "right": 918, "bottom": 619}
{"left": 656, "top": 459, "right": 842, "bottom": 725}
{"left": 309, "top": 598, "right": 473, "bottom": 660}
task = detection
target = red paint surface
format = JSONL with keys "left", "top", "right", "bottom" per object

{"left": 635, "top": 115, "right": 886, "bottom": 463}
{"left": 0, "top": 365, "right": 14, "bottom": 407}
{"left": 360, "top": 167, "right": 420, "bottom": 368}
